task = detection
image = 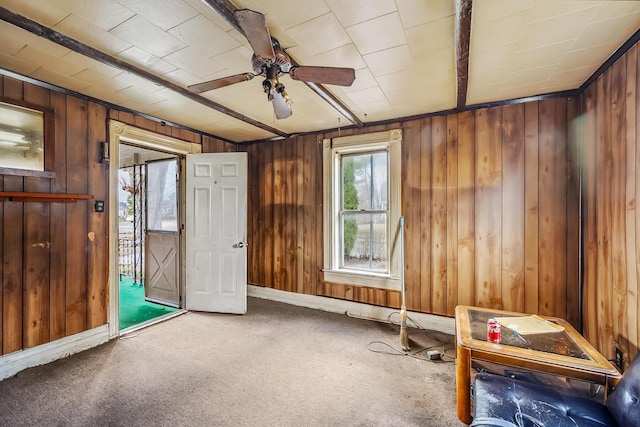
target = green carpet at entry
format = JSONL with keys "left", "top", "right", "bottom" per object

{"left": 119, "top": 276, "right": 178, "bottom": 329}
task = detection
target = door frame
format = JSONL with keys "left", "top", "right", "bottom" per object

{"left": 108, "top": 120, "right": 201, "bottom": 339}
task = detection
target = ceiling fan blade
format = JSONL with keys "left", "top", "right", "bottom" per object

{"left": 271, "top": 91, "right": 292, "bottom": 120}
{"left": 235, "top": 9, "right": 275, "bottom": 61}
{"left": 187, "top": 73, "right": 255, "bottom": 94}
{"left": 289, "top": 66, "right": 356, "bottom": 86}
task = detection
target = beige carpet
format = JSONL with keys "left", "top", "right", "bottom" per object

{"left": 0, "top": 297, "right": 464, "bottom": 426}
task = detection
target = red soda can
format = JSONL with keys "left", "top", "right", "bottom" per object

{"left": 487, "top": 318, "right": 501, "bottom": 343}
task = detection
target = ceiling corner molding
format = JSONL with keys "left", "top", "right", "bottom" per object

{"left": 202, "top": 0, "right": 363, "bottom": 128}
{"left": 0, "top": 5, "right": 289, "bottom": 140}
{"left": 455, "top": 0, "right": 472, "bottom": 112}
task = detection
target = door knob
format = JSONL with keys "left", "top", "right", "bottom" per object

{"left": 237, "top": 241, "right": 248, "bottom": 248}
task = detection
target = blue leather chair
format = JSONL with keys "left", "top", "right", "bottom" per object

{"left": 470, "top": 353, "right": 640, "bottom": 427}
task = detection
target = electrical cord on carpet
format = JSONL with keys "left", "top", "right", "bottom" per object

{"left": 356, "top": 310, "right": 456, "bottom": 362}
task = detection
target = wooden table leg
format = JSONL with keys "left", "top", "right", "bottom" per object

{"left": 456, "top": 344, "right": 472, "bottom": 424}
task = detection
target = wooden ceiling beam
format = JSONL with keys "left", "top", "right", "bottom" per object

{"left": 0, "top": 6, "right": 289, "bottom": 139}
{"left": 202, "top": 0, "right": 364, "bottom": 128}
{"left": 455, "top": 0, "right": 473, "bottom": 111}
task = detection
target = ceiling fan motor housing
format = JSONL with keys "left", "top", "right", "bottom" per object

{"left": 252, "top": 50, "right": 291, "bottom": 75}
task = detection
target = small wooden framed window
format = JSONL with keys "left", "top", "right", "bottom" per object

{"left": 0, "top": 97, "right": 55, "bottom": 178}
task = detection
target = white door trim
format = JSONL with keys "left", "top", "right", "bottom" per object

{"left": 108, "top": 120, "right": 201, "bottom": 338}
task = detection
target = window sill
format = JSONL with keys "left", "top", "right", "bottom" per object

{"left": 323, "top": 269, "right": 401, "bottom": 291}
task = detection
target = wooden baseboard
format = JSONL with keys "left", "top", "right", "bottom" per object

{"left": 0, "top": 325, "right": 109, "bottom": 381}
{"left": 248, "top": 285, "right": 455, "bottom": 335}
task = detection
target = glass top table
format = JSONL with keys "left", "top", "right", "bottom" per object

{"left": 455, "top": 305, "right": 621, "bottom": 424}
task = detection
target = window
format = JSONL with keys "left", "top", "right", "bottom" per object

{"left": 323, "top": 129, "right": 402, "bottom": 290}
{"left": 0, "top": 97, "right": 55, "bottom": 177}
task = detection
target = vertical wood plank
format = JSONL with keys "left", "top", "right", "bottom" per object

{"left": 87, "top": 102, "right": 108, "bottom": 329}
{"left": 446, "top": 114, "right": 459, "bottom": 315}
{"left": 65, "top": 96, "right": 89, "bottom": 336}
{"left": 245, "top": 144, "right": 258, "bottom": 285}
{"left": 49, "top": 91, "right": 67, "bottom": 341}
{"left": 457, "top": 111, "right": 475, "bottom": 307}
{"left": 582, "top": 85, "right": 598, "bottom": 344}
{"left": 565, "top": 96, "right": 581, "bottom": 327}
{"left": 538, "top": 98, "right": 568, "bottom": 318}
{"left": 501, "top": 104, "right": 525, "bottom": 313}
{"left": 295, "top": 138, "right": 305, "bottom": 294}
{"left": 418, "top": 118, "right": 432, "bottom": 312}
{"left": 302, "top": 136, "right": 317, "bottom": 295}
{"left": 474, "top": 107, "right": 502, "bottom": 308}
{"left": 22, "top": 84, "right": 51, "bottom": 348}
{"left": 524, "top": 102, "right": 540, "bottom": 314}
{"left": 263, "top": 142, "right": 274, "bottom": 288}
{"left": 624, "top": 43, "right": 638, "bottom": 358}
{"left": 273, "top": 141, "right": 286, "bottom": 291}
{"left": 315, "top": 135, "right": 323, "bottom": 295}
{"left": 431, "top": 115, "right": 448, "bottom": 315}
{"left": 609, "top": 57, "right": 628, "bottom": 356}
{"left": 633, "top": 43, "right": 640, "bottom": 358}
{"left": 402, "top": 119, "right": 422, "bottom": 311}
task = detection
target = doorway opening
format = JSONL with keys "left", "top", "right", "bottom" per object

{"left": 118, "top": 144, "right": 180, "bottom": 331}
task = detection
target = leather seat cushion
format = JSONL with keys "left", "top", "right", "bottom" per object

{"left": 472, "top": 372, "right": 617, "bottom": 427}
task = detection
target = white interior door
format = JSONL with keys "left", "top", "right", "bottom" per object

{"left": 185, "top": 152, "right": 247, "bottom": 313}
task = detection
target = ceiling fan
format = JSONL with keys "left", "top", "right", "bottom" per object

{"left": 187, "top": 9, "right": 356, "bottom": 120}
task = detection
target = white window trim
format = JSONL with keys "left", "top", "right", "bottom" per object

{"left": 323, "top": 129, "right": 402, "bottom": 291}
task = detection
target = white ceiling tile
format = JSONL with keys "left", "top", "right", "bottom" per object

{"left": 62, "top": 51, "right": 123, "bottom": 77}
{"left": 340, "top": 68, "right": 377, "bottom": 93}
{"left": 590, "top": 1, "right": 640, "bottom": 22}
{"left": 326, "top": 0, "right": 397, "bottom": 27}
{"left": 30, "top": 67, "right": 91, "bottom": 92}
{"left": 469, "top": 44, "right": 516, "bottom": 73}
{"left": 72, "top": 68, "right": 130, "bottom": 91}
{"left": 161, "top": 68, "right": 203, "bottom": 86}
{"left": 290, "top": 44, "right": 367, "bottom": 70}
{"left": 472, "top": 0, "right": 533, "bottom": 22}
{"left": 118, "top": 46, "right": 178, "bottom": 75}
{"left": 235, "top": 0, "right": 331, "bottom": 30}
{"left": 168, "top": 15, "right": 240, "bottom": 58}
{"left": 115, "top": 71, "right": 165, "bottom": 92}
{"left": 542, "top": 67, "right": 592, "bottom": 91}
{"left": 396, "top": 0, "right": 453, "bottom": 28}
{"left": 346, "top": 86, "right": 387, "bottom": 104}
{"left": 346, "top": 12, "right": 407, "bottom": 55}
{"left": 517, "top": 7, "right": 598, "bottom": 51}
{"left": 406, "top": 16, "right": 454, "bottom": 57}
{"left": 555, "top": 42, "right": 620, "bottom": 73}
{"left": 182, "top": 0, "right": 234, "bottom": 32}
{"left": 0, "top": 52, "right": 40, "bottom": 77}
{"left": 570, "top": 12, "right": 640, "bottom": 52}
{"left": 287, "top": 13, "right": 351, "bottom": 57}
{"left": 55, "top": 14, "right": 132, "bottom": 55}
{"left": 510, "top": 40, "right": 574, "bottom": 72}
{"left": 363, "top": 45, "right": 413, "bottom": 77}
{"left": 110, "top": 15, "right": 186, "bottom": 57}
{"left": 499, "top": 81, "right": 546, "bottom": 100}
{"left": 63, "top": 0, "right": 135, "bottom": 31}
{"left": 0, "top": 0, "right": 70, "bottom": 27}
{"left": 163, "top": 47, "right": 226, "bottom": 78}
{"left": 115, "top": 0, "right": 199, "bottom": 30}
{"left": 209, "top": 46, "right": 254, "bottom": 76}
{"left": 0, "top": 23, "right": 32, "bottom": 56}
{"left": 470, "top": 12, "right": 528, "bottom": 50}
{"left": 505, "top": 64, "right": 557, "bottom": 86}
{"left": 14, "top": 45, "right": 86, "bottom": 77}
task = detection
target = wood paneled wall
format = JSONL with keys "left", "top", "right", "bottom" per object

{"left": 244, "top": 101, "right": 581, "bottom": 323}
{"left": 582, "top": 42, "right": 640, "bottom": 363}
{"left": 0, "top": 76, "right": 234, "bottom": 356}
{"left": 0, "top": 75, "right": 108, "bottom": 355}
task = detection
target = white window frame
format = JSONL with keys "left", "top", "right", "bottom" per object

{"left": 323, "top": 129, "right": 402, "bottom": 290}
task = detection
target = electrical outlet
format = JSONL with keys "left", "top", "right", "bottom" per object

{"left": 614, "top": 347, "right": 624, "bottom": 371}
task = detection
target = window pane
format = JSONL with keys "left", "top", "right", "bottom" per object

{"left": 342, "top": 212, "right": 387, "bottom": 272}
{"left": 0, "top": 102, "right": 44, "bottom": 171}
{"left": 147, "top": 160, "right": 178, "bottom": 232}
{"left": 342, "top": 151, "right": 388, "bottom": 211}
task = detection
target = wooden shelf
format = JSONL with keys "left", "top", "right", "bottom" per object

{"left": 0, "top": 192, "right": 94, "bottom": 203}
